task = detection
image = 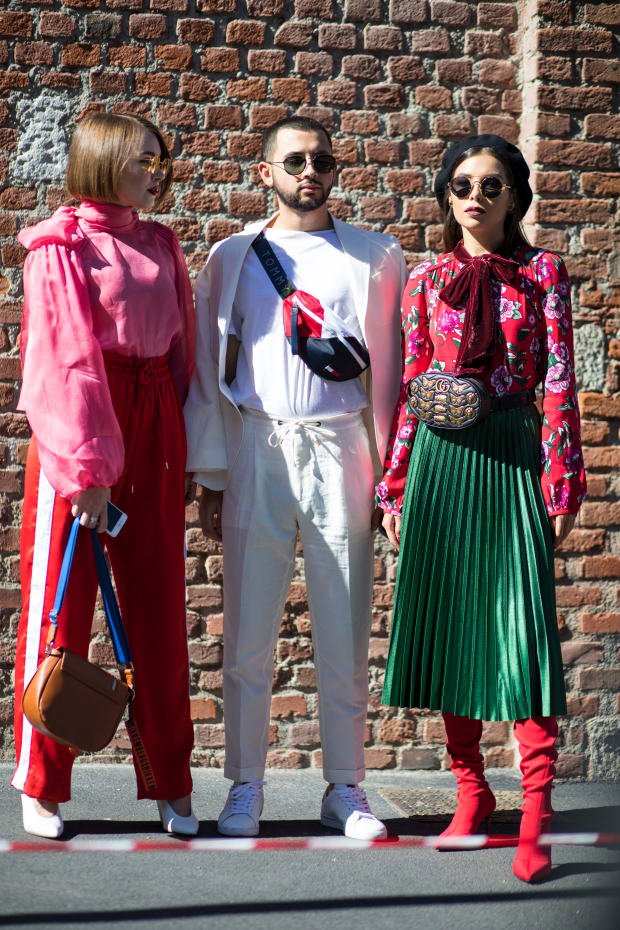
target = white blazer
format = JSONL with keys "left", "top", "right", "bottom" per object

{"left": 184, "top": 213, "right": 408, "bottom": 490}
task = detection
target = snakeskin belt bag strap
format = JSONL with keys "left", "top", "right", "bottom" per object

{"left": 407, "top": 372, "right": 536, "bottom": 430}
{"left": 23, "top": 516, "right": 133, "bottom": 754}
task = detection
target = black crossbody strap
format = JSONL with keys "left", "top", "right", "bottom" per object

{"left": 252, "top": 231, "right": 296, "bottom": 299}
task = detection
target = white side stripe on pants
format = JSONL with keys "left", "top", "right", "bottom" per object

{"left": 11, "top": 469, "right": 56, "bottom": 792}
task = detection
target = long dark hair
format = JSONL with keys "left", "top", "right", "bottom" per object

{"left": 442, "top": 146, "right": 531, "bottom": 254}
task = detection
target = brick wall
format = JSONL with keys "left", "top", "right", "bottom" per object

{"left": 0, "top": 0, "right": 618, "bottom": 778}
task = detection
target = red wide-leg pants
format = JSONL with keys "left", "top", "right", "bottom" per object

{"left": 12, "top": 353, "right": 194, "bottom": 803}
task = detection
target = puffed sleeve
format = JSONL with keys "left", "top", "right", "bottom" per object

{"left": 18, "top": 243, "right": 125, "bottom": 498}
{"left": 376, "top": 265, "right": 434, "bottom": 515}
{"left": 538, "top": 254, "right": 587, "bottom": 515}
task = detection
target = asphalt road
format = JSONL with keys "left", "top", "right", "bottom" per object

{"left": 0, "top": 764, "right": 618, "bottom": 929}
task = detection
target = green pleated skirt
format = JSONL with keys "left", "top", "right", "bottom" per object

{"left": 382, "top": 406, "right": 566, "bottom": 721}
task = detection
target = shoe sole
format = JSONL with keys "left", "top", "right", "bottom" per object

{"left": 217, "top": 823, "right": 260, "bottom": 837}
{"left": 321, "top": 813, "right": 387, "bottom": 840}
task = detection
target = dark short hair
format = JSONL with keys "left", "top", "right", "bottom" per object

{"left": 262, "top": 117, "right": 332, "bottom": 161}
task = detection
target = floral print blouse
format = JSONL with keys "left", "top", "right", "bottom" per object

{"left": 377, "top": 245, "right": 587, "bottom": 518}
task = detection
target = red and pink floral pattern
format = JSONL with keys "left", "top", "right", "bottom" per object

{"left": 377, "top": 247, "right": 586, "bottom": 517}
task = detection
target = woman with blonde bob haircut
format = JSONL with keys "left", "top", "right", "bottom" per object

{"left": 12, "top": 111, "right": 198, "bottom": 838}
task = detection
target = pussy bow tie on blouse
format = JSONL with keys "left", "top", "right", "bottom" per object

{"left": 439, "top": 239, "right": 520, "bottom": 378}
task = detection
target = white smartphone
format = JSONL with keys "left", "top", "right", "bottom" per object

{"left": 106, "top": 501, "right": 128, "bottom": 537}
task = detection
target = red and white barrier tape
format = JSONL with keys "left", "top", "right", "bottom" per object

{"left": 0, "top": 833, "right": 618, "bottom": 853}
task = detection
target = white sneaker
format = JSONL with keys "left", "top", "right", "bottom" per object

{"left": 217, "top": 780, "right": 265, "bottom": 837}
{"left": 320, "top": 785, "right": 388, "bottom": 840}
{"left": 157, "top": 799, "right": 199, "bottom": 836}
{"left": 21, "top": 794, "right": 64, "bottom": 839}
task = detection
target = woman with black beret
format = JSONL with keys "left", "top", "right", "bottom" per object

{"left": 377, "top": 135, "right": 586, "bottom": 882}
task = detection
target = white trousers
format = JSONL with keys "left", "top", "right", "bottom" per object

{"left": 221, "top": 407, "right": 375, "bottom": 784}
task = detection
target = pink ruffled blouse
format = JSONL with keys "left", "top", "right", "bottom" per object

{"left": 18, "top": 201, "right": 195, "bottom": 498}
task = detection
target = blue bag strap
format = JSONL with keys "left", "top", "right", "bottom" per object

{"left": 91, "top": 529, "right": 132, "bottom": 666}
{"left": 47, "top": 516, "right": 132, "bottom": 667}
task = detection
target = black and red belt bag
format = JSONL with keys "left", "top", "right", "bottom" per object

{"left": 407, "top": 371, "right": 536, "bottom": 430}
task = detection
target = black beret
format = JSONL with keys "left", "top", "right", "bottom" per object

{"left": 434, "top": 134, "right": 532, "bottom": 219}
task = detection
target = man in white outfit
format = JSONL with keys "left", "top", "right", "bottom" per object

{"left": 184, "top": 116, "right": 407, "bottom": 838}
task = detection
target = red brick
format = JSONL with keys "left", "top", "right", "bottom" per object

{"left": 378, "top": 717, "right": 416, "bottom": 743}
{"left": 197, "top": 0, "right": 235, "bottom": 8}
{"left": 194, "top": 724, "right": 225, "bottom": 747}
{"left": 340, "top": 110, "right": 379, "bottom": 134}
{"left": 538, "top": 86, "right": 612, "bottom": 113}
{"left": 580, "top": 392, "right": 620, "bottom": 421}
{"left": 0, "top": 188, "right": 36, "bottom": 210}
{"left": 411, "top": 28, "right": 450, "bottom": 53}
{"left": 190, "top": 697, "right": 217, "bottom": 720}
{"left": 585, "top": 114, "right": 620, "bottom": 140}
{"left": 318, "top": 24, "right": 357, "bottom": 49}
{"left": 206, "top": 218, "right": 243, "bottom": 242}
{"left": 534, "top": 200, "right": 610, "bottom": 225}
{"left": 331, "top": 138, "right": 358, "bottom": 163}
{"left": 249, "top": 105, "right": 288, "bottom": 130}
{"left": 176, "top": 18, "right": 214, "bottom": 43}
{"left": 270, "top": 695, "right": 308, "bottom": 718}
{"left": 462, "top": 86, "right": 498, "bottom": 113}
{"left": 157, "top": 102, "right": 196, "bottom": 128}
{"left": 203, "top": 161, "right": 240, "bottom": 183}
{"left": 226, "top": 20, "right": 266, "bottom": 45}
{"left": 342, "top": 54, "right": 382, "bottom": 81}
{"left": 581, "top": 556, "right": 620, "bottom": 580}
{"left": 297, "top": 105, "right": 336, "bottom": 131}
{"left": 431, "top": 1, "right": 471, "bottom": 26}
{"left": 581, "top": 229, "right": 612, "bottom": 252}
{"left": 388, "top": 55, "right": 425, "bottom": 83}
{"left": 88, "top": 70, "right": 125, "bottom": 94}
{"left": 267, "top": 749, "right": 307, "bottom": 768}
{"left": 423, "top": 718, "right": 446, "bottom": 742}
{"left": 537, "top": 56, "right": 572, "bottom": 83}
{"left": 0, "top": 129, "right": 17, "bottom": 151}
{"left": 485, "top": 747, "right": 514, "bottom": 767}
{"left": 109, "top": 46, "right": 146, "bottom": 67}
{"left": 386, "top": 169, "right": 423, "bottom": 194}
{"left": 477, "top": 1, "right": 516, "bottom": 29}
{"left": 578, "top": 668, "right": 620, "bottom": 691}
{"left": 129, "top": 13, "right": 167, "bottom": 39}
{"left": 537, "top": 112, "right": 571, "bottom": 137}
{"left": 582, "top": 58, "right": 620, "bottom": 83}
{"left": 226, "top": 77, "right": 267, "bottom": 101}
{"left": 345, "top": 0, "right": 381, "bottom": 19}
{"left": 580, "top": 613, "right": 620, "bottom": 634}
{"left": 415, "top": 85, "right": 452, "bottom": 109}
{"left": 556, "top": 754, "right": 585, "bottom": 777}
{"left": 479, "top": 59, "right": 517, "bottom": 87}
{"left": 464, "top": 30, "right": 504, "bottom": 58}
{"left": 227, "top": 133, "right": 262, "bottom": 158}
{"left": 274, "top": 22, "right": 314, "bottom": 47}
{"left": 272, "top": 77, "right": 311, "bottom": 103}
{"left": 538, "top": 27, "right": 612, "bottom": 54}
{"left": 296, "top": 0, "right": 333, "bottom": 14}
{"left": 296, "top": 51, "right": 333, "bottom": 77}
{"left": 364, "top": 748, "right": 395, "bottom": 769}
{"left": 363, "top": 84, "right": 403, "bottom": 109}
{"left": 41, "top": 72, "right": 82, "bottom": 90}
{"left": 388, "top": 113, "right": 423, "bottom": 136}
{"left": 555, "top": 585, "right": 601, "bottom": 607}
{"left": 248, "top": 49, "right": 287, "bottom": 74}
{"left": 247, "top": 0, "right": 285, "bottom": 13}
{"left": 155, "top": 44, "right": 192, "bottom": 69}
{"left": 290, "top": 722, "right": 321, "bottom": 745}
{"left": 389, "top": 0, "right": 426, "bottom": 24}
{"left": 180, "top": 133, "right": 220, "bottom": 156}
{"left": 0, "top": 12, "right": 33, "bottom": 36}
{"left": 180, "top": 74, "right": 218, "bottom": 101}
{"left": 436, "top": 58, "right": 472, "bottom": 84}
{"left": 405, "top": 197, "right": 442, "bottom": 222}
{"left": 1, "top": 244, "right": 26, "bottom": 267}
{"left": 340, "top": 167, "right": 378, "bottom": 190}
{"left": 134, "top": 73, "right": 171, "bottom": 96}
{"left": 0, "top": 72, "right": 29, "bottom": 95}
{"left": 532, "top": 171, "right": 571, "bottom": 195}
{"left": 14, "top": 42, "right": 54, "bottom": 66}
{"left": 204, "top": 105, "right": 243, "bottom": 129}
{"left": 318, "top": 80, "right": 356, "bottom": 106}
{"left": 566, "top": 694, "right": 599, "bottom": 716}
{"left": 364, "top": 140, "right": 402, "bottom": 164}
{"left": 538, "top": 0, "right": 572, "bottom": 23}
{"left": 433, "top": 112, "right": 474, "bottom": 138}
{"left": 229, "top": 191, "right": 266, "bottom": 217}
{"left": 561, "top": 641, "right": 604, "bottom": 665}
{"left": 384, "top": 223, "right": 420, "bottom": 251}
{"left": 584, "top": 2, "right": 620, "bottom": 24}
{"left": 409, "top": 139, "right": 445, "bottom": 166}
{"left": 400, "top": 748, "right": 439, "bottom": 769}
{"left": 364, "top": 25, "right": 402, "bottom": 52}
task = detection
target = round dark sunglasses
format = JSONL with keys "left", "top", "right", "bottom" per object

{"left": 449, "top": 175, "right": 512, "bottom": 200}
{"left": 269, "top": 154, "right": 336, "bottom": 176}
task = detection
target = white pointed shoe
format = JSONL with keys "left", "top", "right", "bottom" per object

{"left": 217, "top": 780, "right": 265, "bottom": 836}
{"left": 321, "top": 785, "right": 388, "bottom": 840}
{"left": 157, "top": 799, "right": 199, "bottom": 836}
{"left": 21, "top": 794, "right": 64, "bottom": 839}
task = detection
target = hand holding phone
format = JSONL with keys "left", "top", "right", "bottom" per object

{"left": 106, "top": 501, "right": 128, "bottom": 537}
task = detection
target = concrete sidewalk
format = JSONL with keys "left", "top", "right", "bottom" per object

{"left": 0, "top": 763, "right": 618, "bottom": 929}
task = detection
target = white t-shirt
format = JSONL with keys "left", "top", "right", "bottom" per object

{"left": 230, "top": 227, "right": 369, "bottom": 419}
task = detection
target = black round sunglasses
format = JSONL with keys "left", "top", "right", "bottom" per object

{"left": 268, "top": 154, "right": 336, "bottom": 176}
{"left": 449, "top": 175, "right": 512, "bottom": 200}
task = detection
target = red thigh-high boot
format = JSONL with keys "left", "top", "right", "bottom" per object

{"left": 512, "top": 716, "right": 558, "bottom": 883}
{"left": 438, "top": 713, "right": 496, "bottom": 844}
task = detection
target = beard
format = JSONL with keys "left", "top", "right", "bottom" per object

{"left": 272, "top": 175, "right": 333, "bottom": 213}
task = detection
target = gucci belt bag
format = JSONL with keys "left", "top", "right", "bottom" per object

{"left": 407, "top": 372, "right": 535, "bottom": 430}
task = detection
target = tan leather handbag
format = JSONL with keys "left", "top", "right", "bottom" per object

{"left": 23, "top": 517, "right": 132, "bottom": 755}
